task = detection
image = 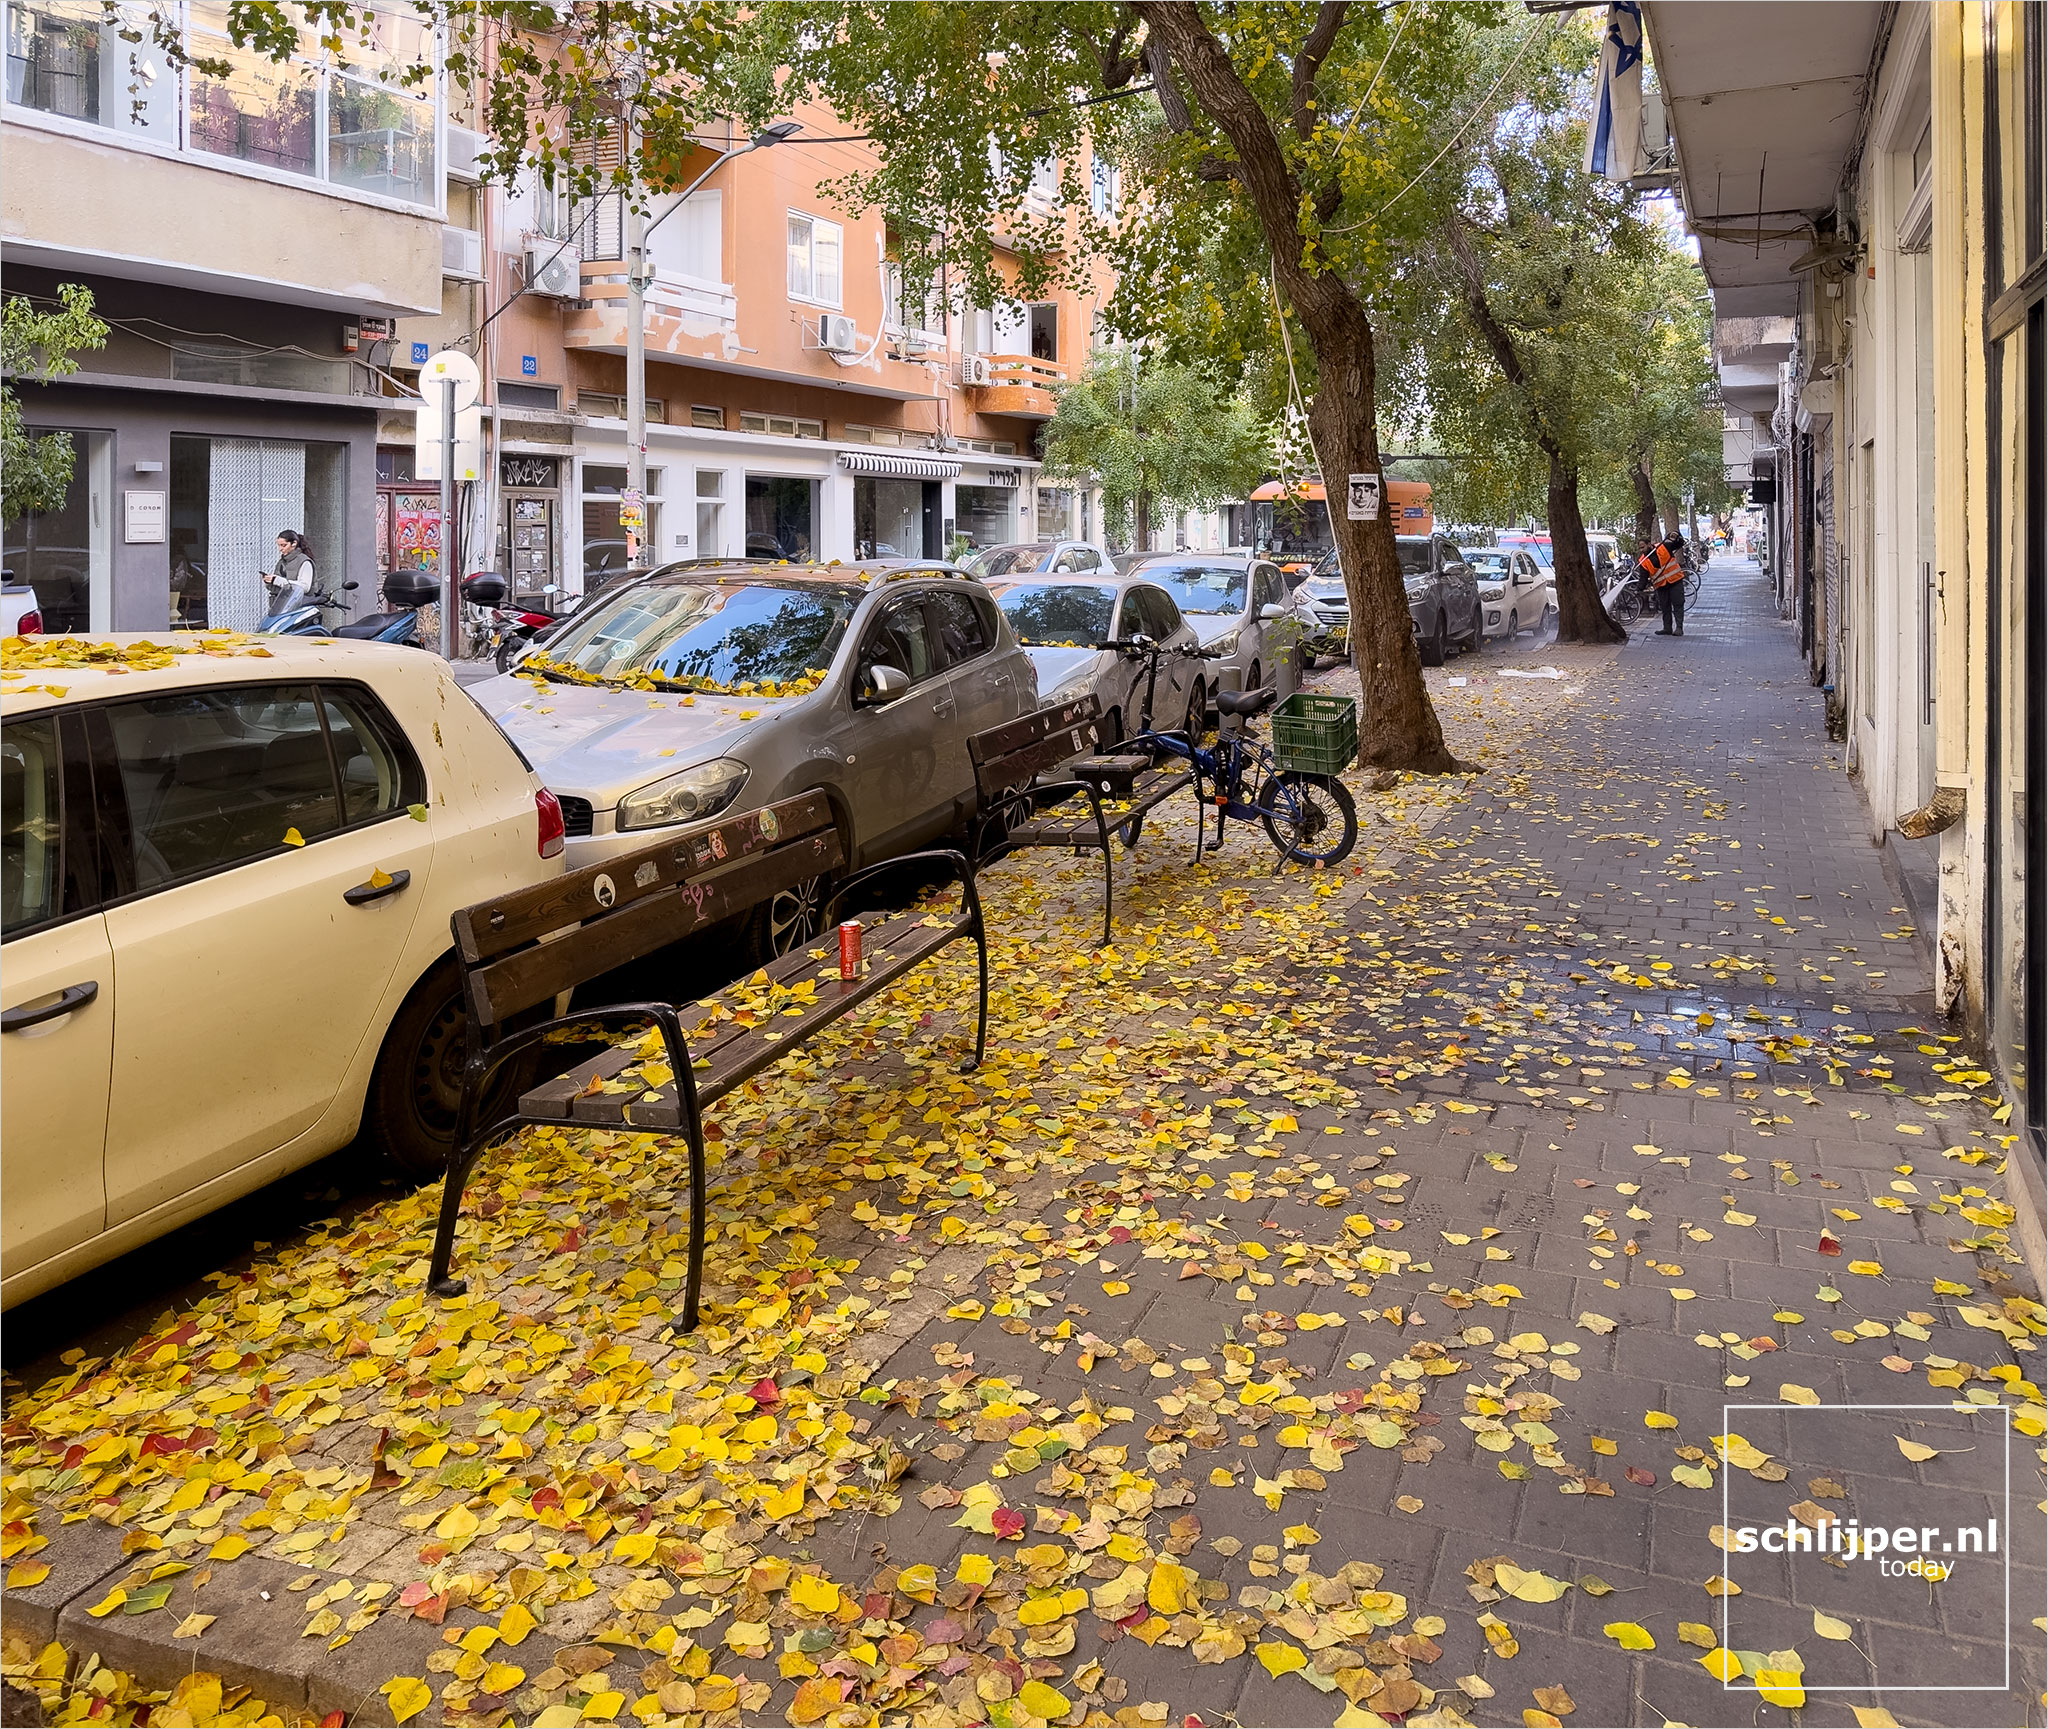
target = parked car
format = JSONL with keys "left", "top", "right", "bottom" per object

{"left": 1470, "top": 546, "right": 1555, "bottom": 639}
{"left": 2, "top": 578, "right": 42, "bottom": 636}
{"left": 470, "top": 559, "right": 1037, "bottom": 951}
{"left": 1296, "top": 549, "right": 1350, "bottom": 662}
{"left": 963, "top": 541, "right": 1112, "bottom": 580}
{"left": 1121, "top": 553, "right": 1319, "bottom": 696}
{"left": 1391, "top": 535, "right": 1480, "bottom": 665}
{"left": 1, "top": 635, "right": 566, "bottom": 1307}
{"left": 1585, "top": 531, "right": 1620, "bottom": 582}
{"left": 988, "top": 573, "right": 1206, "bottom": 743}
{"left": 1497, "top": 530, "right": 1553, "bottom": 568}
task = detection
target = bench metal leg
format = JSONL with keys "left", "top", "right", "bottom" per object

{"left": 673, "top": 1029, "right": 707, "bottom": 1333}
{"left": 959, "top": 867, "right": 990, "bottom": 1072}
{"left": 426, "top": 1060, "right": 487, "bottom": 1298}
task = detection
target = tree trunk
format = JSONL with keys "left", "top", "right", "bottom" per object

{"left": 1546, "top": 454, "right": 1616, "bottom": 642}
{"left": 1442, "top": 215, "right": 1624, "bottom": 646}
{"left": 1658, "top": 493, "right": 1682, "bottom": 539}
{"left": 1629, "top": 455, "right": 1659, "bottom": 557}
{"left": 1137, "top": 2, "right": 1460, "bottom": 773}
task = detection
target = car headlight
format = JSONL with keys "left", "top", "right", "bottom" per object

{"left": 1478, "top": 583, "right": 1506, "bottom": 599}
{"left": 1212, "top": 630, "right": 1241, "bottom": 656}
{"left": 618, "top": 757, "right": 750, "bottom": 831}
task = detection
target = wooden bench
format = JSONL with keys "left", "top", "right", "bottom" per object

{"left": 969, "top": 694, "right": 1205, "bottom": 947}
{"left": 424, "top": 789, "right": 988, "bottom": 1329}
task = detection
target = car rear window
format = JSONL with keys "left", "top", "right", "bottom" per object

{"left": 996, "top": 583, "right": 1114, "bottom": 645}
{"left": 540, "top": 579, "right": 860, "bottom": 690}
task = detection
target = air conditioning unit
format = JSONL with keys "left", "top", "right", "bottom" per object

{"left": 960, "top": 353, "right": 993, "bottom": 386}
{"left": 445, "top": 125, "right": 486, "bottom": 184}
{"left": 818, "top": 314, "right": 859, "bottom": 354}
{"left": 441, "top": 225, "right": 483, "bottom": 281}
{"left": 525, "top": 242, "right": 580, "bottom": 299}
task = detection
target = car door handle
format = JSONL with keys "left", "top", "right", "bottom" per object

{"left": 931, "top": 695, "right": 956, "bottom": 717}
{"left": 3, "top": 981, "right": 98, "bottom": 1032}
{"left": 344, "top": 868, "right": 412, "bottom": 907}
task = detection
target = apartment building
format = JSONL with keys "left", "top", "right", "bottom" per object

{"left": 4, "top": 10, "right": 1116, "bottom": 628}
{"left": 1646, "top": 0, "right": 2046, "bottom": 1271}
{"left": 0, "top": 0, "right": 467, "bottom": 631}
{"left": 371, "top": 98, "right": 1120, "bottom": 604}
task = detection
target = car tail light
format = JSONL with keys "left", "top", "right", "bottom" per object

{"left": 535, "top": 787, "right": 566, "bottom": 859}
{"left": 17, "top": 610, "right": 40, "bottom": 636}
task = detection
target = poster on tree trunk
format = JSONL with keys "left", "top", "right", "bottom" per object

{"left": 1346, "top": 474, "right": 1382, "bottom": 521}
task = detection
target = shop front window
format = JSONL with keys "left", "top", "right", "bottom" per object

{"left": 170, "top": 434, "right": 347, "bottom": 630}
{"left": 955, "top": 484, "right": 1015, "bottom": 552}
{"left": 745, "top": 476, "right": 813, "bottom": 560}
{"left": 581, "top": 463, "right": 661, "bottom": 587}
{"left": 2, "top": 424, "right": 111, "bottom": 633}
{"left": 854, "top": 476, "right": 924, "bottom": 559}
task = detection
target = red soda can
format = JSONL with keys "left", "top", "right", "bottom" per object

{"left": 838, "top": 919, "right": 863, "bottom": 980}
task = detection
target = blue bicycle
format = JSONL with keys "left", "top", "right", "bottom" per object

{"left": 1110, "top": 640, "right": 1359, "bottom": 867}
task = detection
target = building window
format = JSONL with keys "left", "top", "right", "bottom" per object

{"left": 739, "top": 412, "right": 824, "bottom": 441}
{"left": 576, "top": 392, "right": 664, "bottom": 422}
{"left": 581, "top": 463, "right": 661, "bottom": 585}
{"left": 955, "top": 484, "right": 1016, "bottom": 551}
{"left": 1029, "top": 304, "right": 1058, "bottom": 362}
{"left": 5, "top": 0, "right": 177, "bottom": 140}
{"left": 745, "top": 476, "right": 814, "bottom": 560}
{"left": 843, "top": 424, "right": 937, "bottom": 450}
{"left": 7, "top": 0, "right": 443, "bottom": 209}
{"left": 1027, "top": 156, "right": 1060, "bottom": 207}
{"left": 1089, "top": 153, "right": 1119, "bottom": 216}
{"left": 882, "top": 263, "right": 946, "bottom": 341}
{"left": 695, "top": 469, "right": 724, "bottom": 559}
{"left": 5, "top": 424, "right": 112, "bottom": 632}
{"left": 690, "top": 404, "right": 725, "bottom": 430}
{"left": 498, "top": 381, "right": 560, "bottom": 411}
{"left": 786, "top": 211, "right": 842, "bottom": 307}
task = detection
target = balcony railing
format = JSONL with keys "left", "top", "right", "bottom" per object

{"left": 974, "top": 353, "right": 1066, "bottom": 417}
{"left": 563, "top": 261, "right": 738, "bottom": 353}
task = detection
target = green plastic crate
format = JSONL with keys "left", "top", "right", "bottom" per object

{"left": 1271, "top": 691, "right": 1358, "bottom": 775}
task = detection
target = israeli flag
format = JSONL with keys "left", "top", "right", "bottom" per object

{"left": 1585, "top": 1, "right": 1645, "bottom": 181}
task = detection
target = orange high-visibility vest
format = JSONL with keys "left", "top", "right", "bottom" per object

{"left": 1639, "top": 543, "right": 1684, "bottom": 587}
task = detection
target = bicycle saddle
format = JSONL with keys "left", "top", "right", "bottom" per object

{"left": 1215, "top": 686, "right": 1278, "bottom": 717}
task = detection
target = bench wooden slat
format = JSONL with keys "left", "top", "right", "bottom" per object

{"left": 469, "top": 825, "right": 844, "bottom": 1028}
{"left": 967, "top": 694, "right": 1100, "bottom": 769}
{"left": 454, "top": 789, "right": 837, "bottom": 964}
{"left": 516, "top": 910, "right": 968, "bottom": 1128}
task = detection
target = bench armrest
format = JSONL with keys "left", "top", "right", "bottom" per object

{"left": 821, "top": 846, "right": 983, "bottom": 933}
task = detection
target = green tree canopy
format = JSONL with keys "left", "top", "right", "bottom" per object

{"left": 1039, "top": 351, "right": 1270, "bottom": 550}
{"left": 2, "top": 285, "right": 108, "bottom": 526}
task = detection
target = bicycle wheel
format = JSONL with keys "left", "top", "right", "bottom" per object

{"left": 1257, "top": 771, "right": 1357, "bottom": 866}
{"left": 1684, "top": 567, "right": 1702, "bottom": 602}
{"left": 1611, "top": 584, "right": 1644, "bottom": 625}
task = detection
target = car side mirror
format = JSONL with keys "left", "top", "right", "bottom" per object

{"left": 860, "top": 664, "right": 911, "bottom": 705}
{"left": 342, "top": 580, "right": 359, "bottom": 591}
{"left": 1259, "top": 603, "right": 1285, "bottom": 619}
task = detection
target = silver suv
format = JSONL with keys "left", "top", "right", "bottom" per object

{"left": 471, "top": 560, "right": 1037, "bottom": 953}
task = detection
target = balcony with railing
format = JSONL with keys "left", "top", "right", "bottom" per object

{"left": 971, "top": 354, "right": 1066, "bottom": 419}
{"left": 562, "top": 261, "right": 739, "bottom": 355}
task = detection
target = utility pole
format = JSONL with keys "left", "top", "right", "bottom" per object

{"left": 624, "top": 120, "right": 801, "bottom": 567}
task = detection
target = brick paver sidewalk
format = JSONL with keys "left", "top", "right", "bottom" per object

{"left": 4, "top": 555, "right": 2039, "bottom": 1729}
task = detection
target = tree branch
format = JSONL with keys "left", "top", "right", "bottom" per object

{"left": 1144, "top": 32, "right": 1195, "bottom": 132}
{"left": 1095, "top": 17, "right": 1143, "bottom": 91}
{"left": 1442, "top": 211, "right": 1560, "bottom": 461}
{"left": 1292, "top": 1, "right": 1350, "bottom": 140}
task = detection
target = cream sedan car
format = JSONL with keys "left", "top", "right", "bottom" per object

{"left": 1, "top": 634, "right": 565, "bottom": 1307}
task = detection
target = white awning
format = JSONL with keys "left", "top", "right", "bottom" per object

{"left": 839, "top": 450, "right": 962, "bottom": 479}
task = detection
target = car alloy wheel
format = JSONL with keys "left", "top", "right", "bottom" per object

{"left": 766, "top": 872, "right": 832, "bottom": 957}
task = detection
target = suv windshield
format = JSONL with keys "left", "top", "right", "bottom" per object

{"left": 1395, "top": 539, "right": 1434, "bottom": 577}
{"left": 1134, "top": 562, "right": 1247, "bottom": 615}
{"left": 968, "top": 545, "right": 1052, "bottom": 579}
{"left": 996, "top": 583, "right": 1114, "bottom": 645}
{"left": 538, "top": 579, "right": 860, "bottom": 693}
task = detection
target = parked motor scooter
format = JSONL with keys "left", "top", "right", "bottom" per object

{"left": 331, "top": 570, "right": 439, "bottom": 647}
{"left": 259, "top": 579, "right": 359, "bottom": 636}
{"left": 461, "top": 573, "right": 565, "bottom": 672}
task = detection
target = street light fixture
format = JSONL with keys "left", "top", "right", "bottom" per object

{"left": 624, "top": 121, "right": 801, "bottom": 564}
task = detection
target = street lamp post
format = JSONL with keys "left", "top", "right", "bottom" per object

{"left": 624, "top": 121, "right": 801, "bottom": 565}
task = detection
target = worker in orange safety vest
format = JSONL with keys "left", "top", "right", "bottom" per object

{"left": 1639, "top": 532, "right": 1687, "bottom": 636}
